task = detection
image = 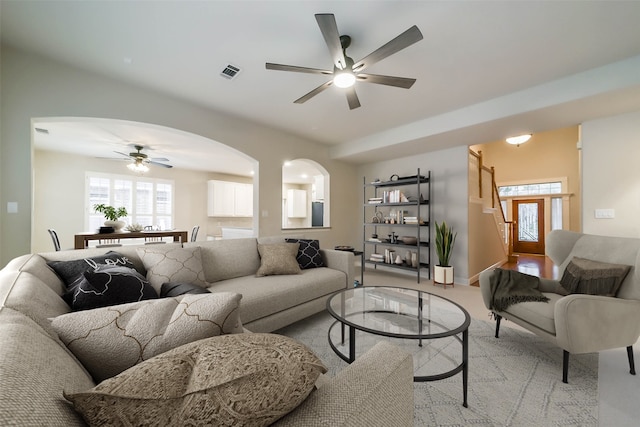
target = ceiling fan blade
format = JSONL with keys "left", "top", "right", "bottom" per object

{"left": 353, "top": 25, "right": 423, "bottom": 72}
{"left": 114, "top": 151, "right": 131, "bottom": 158}
{"left": 148, "top": 160, "right": 173, "bottom": 168}
{"left": 294, "top": 80, "right": 333, "bottom": 104}
{"left": 345, "top": 87, "right": 361, "bottom": 110}
{"left": 315, "top": 13, "right": 347, "bottom": 69}
{"left": 150, "top": 157, "right": 169, "bottom": 162}
{"left": 356, "top": 73, "right": 416, "bottom": 89}
{"left": 266, "top": 63, "right": 332, "bottom": 75}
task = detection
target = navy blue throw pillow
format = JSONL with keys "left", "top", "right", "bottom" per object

{"left": 285, "top": 239, "right": 325, "bottom": 269}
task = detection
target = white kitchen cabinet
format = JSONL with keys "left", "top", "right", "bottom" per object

{"left": 207, "top": 180, "right": 253, "bottom": 217}
{"left": 287, "top": 189, "right": 307, "bottom": 218}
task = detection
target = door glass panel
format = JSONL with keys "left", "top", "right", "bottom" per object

{"left": 518, "top": 202, "right": 539, "bottom": 242}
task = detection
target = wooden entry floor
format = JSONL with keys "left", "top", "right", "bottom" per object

{"left": 503, "top": 253, "right": 558, "bottom": 280}
{"left": 472, "top": 254, "right": 558, "bottom": 286}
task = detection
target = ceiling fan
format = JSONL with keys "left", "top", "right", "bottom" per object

{"left": 114, "top": 145, "right": 173, "bottom": 172}
{"left": 266, "top": 13, "right": 423, "bottom": 110}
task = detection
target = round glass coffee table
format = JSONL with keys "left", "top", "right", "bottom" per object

{"left": 326, "top": 286, "right": 470, "bottom": 407}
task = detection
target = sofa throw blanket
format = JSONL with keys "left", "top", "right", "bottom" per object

{"left": 489, "top": 268, "right": 549, "bottom": 312}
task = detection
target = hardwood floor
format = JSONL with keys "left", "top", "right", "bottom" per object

{"left": 471, "top": 253, "right": 558, "bottom": 286}
{"left": 503, "top": 253, "right": 559, "bottom": 280}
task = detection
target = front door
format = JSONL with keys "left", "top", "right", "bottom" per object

{"left": 513, "top": 199, "right": 545, "bottom": 254}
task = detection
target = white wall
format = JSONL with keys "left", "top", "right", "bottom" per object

{"left": 0, "top": 46, "right": 359, "bottom": 265}
{"left": 581, "top": 109, "right": 640, "bottom": 237}
{"left": 357, "top": 145, "right": 470, "bottom": 283}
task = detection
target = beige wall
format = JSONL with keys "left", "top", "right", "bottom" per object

{"left": 471, "top": 126, "right": 581, "bottom": 232}
{"left": 582, "top": 109, "right": 640, "bottom": 237}
{"left": 0, "top": 45, "right": 359, "bottom": 266}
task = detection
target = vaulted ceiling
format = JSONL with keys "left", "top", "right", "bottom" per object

{"left": 3, "top": 0, "right": 640, "bottom": 171}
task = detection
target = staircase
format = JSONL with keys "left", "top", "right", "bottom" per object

{"left": 468, "top": 149, "right": 516, "bottom": 267}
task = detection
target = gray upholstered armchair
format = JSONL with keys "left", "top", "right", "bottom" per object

{"left": 479, "top": 230, "right": 640, "bottom": 383}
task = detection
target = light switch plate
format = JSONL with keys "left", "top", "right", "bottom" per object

{"left": 7, "top": 202, "right": 18, "bottom": 213}
{"left": 594, "top": 209, "right": 615, "bottom": 219}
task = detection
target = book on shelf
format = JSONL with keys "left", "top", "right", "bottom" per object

{"left": 368, "top": 197, "right": 383, "bottom": 204}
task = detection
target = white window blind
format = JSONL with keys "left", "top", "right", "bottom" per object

{"left": 86, "top": 172, "right": 174, "bottom": 231}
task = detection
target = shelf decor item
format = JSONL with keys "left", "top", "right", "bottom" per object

{"left": 434, "top": 221, "right": 456, "bottom": 286}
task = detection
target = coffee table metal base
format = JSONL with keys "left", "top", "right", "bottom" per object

{"left": 328, "top": 311, "right": 468, "bottom": 408}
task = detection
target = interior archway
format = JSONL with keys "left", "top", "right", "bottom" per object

{"left": 31, "top": 117, "right": 258, "bottom": 251}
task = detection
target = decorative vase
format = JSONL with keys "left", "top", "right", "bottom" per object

{"left": 411, "top": 252, "right": 418, "bottom": 268}
{"left": 434, "top": 265, "right": 454, "bottom": 285}
{"left": 394, "top": 255, "right": 403, "bottom": 265}
{"left": 104, "top": 220, "right": 125, "bottom": 232}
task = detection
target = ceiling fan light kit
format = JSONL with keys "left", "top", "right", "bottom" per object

{"left": 127, "top": 159, "right": 149, "bottom": 173}
{"left": 266, "top": 13, "right": 423, "bottom": 109}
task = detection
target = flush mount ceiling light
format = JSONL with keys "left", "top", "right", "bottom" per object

{"left": 506, "top": 134, "right": 532, "bottom": 146}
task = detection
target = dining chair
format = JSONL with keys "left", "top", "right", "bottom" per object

{"left": 191, "top": 225, "right": 200, "bottom": 242}
{"left": 144, "top": 225, "right": 166, "bottom": 245}
{"left": 47, "top": 229, "right": 61, "bottom": 251}
{"left": 96, "top": 237, "right": 122, "bottom": 248}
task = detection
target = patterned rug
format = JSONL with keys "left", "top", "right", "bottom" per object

{"left": 275, "top": 311, "right": 598, "bottom": 426}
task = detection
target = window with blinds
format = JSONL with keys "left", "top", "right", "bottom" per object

{"left": 86, "top": 172, "right": 174, "bottom": 231}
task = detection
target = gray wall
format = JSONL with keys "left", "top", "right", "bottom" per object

{"left": 357, "top": 146, "right": 470, "bottom": 284}
{"left": 0, "top": 45, "right": 359, "bottom": 266}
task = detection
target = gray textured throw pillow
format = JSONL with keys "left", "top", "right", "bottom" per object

{"left": 137, "top": 245, "right": 207, "bottom": 293}
{"left": 559, "top": 257, "right": 631, "bottom": 296}
{"left": 64, "top": 333, "right": 326, "bottom": 427}
{"left": 256, "top": 242, "right": 301, "bottom": 276}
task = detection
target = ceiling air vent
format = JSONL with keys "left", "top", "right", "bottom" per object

{"left": 220, "top": 64, "right": 241, "bottom": 80}
{"left": 35, "top": 127, "right": 49, "bottom": 134}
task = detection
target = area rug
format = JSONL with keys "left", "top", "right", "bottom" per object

{"left": 275, "top": 311, "right": 598, "bottom": 426}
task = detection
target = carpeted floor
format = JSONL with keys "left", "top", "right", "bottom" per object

{"left": 276, "top": 310, "right": 598, "bottom": 426}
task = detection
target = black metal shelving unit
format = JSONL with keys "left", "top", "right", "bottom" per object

{"left": 362, "top": 169, "right": 431, "bottom": 283}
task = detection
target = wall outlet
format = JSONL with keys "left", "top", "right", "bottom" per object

{"left": 594, "top": 209, "right": 615, "bottom": 219}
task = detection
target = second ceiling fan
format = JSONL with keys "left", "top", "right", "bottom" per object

{"left": 266, "top": 13, "right": 423, "bottom": 110}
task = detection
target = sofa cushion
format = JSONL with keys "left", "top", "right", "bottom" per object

{"left": 136, "top": 245, "right": 207, "bottom": 293}
{"left": 63, "top": 265, "right": 158, "bottom": 311}
{"left": 0, "top": 270, "right": 72, "bottom": 338}
{"left": 286, "top": 239, "right": 325, "bottom": 269}
{"left": 0, "top": 308, "right": 94, "bottom": 426}
{"left": 50, "top": 292, "right": 243, "bottom": 382}
{"left": 208, "top": 267, "right": 346, "bottom": 325}
{"left": 47, "top": 251, "right": 141, "bottom": 288}
{"left": 185, "top": 238, "right": 261, "bottom": 283}
{"left": 559, "top": 257, "right": 632, "bottom": 297}
{"left": 257, "top": 242, "right": 301, "bottom": 276}
{"left": 64, "top": 333, "right": 326, "bottom": 427}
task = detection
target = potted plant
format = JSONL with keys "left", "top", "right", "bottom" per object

{"left": 93, "top": 204, "right": 128, "bottom": 231}
{"left": 434, "top": 221, "right": 456, "bottom": 286}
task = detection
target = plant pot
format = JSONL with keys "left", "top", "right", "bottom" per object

{"left": 434, "top": 265, "right": 454, "bottom": 286}
{"left": 104, "top": 220, "right": 125, "bottom": 232}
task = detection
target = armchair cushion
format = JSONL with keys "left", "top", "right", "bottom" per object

{"left": 559, "top": 257, "right": 631, "bottom": 297}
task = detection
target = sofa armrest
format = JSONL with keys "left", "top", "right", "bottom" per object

{"left": 320, "top": 249, "right": 354, "bottom": 289}
{"left": 274, "top": 341, "right": 414, "bottom": 426}
{"left": 555, "top": 294, "right": 640, "bottom": 353}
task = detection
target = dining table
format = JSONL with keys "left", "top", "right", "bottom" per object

{"left": 74, "top": 230, "right": 189, "bottom": 249}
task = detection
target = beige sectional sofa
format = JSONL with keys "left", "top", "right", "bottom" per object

{"left": 0, "top": 237, "right": 415, "bottom": 425}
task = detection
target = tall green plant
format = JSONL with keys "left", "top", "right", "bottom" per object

{"left": 93, "top": 204, "right": 128, "bottom": 221}
{"left": 435, "top": 221, "right": 457, "bottom": 267}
